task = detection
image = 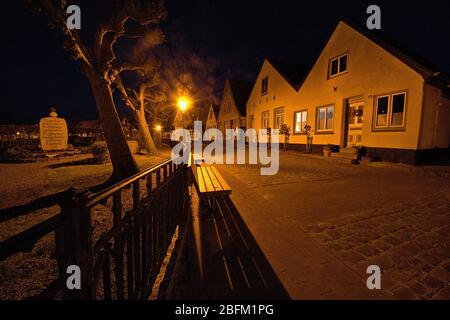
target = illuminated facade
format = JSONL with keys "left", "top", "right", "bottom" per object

{"left": 246, "top": 20, "right": 450, "bottom": 163}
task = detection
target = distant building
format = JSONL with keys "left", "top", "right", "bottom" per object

{"left": 246, "top": 20, "right": 450, "bottom": 164}
{"left": 205, "top": 104, "right": 220, "bottom": 140}
{"left": 206, "top": 104, "right": 220, "bottom": 130}
{"left": 217, "top": 79, "right": 252, "bottom": 135}
{"left": 0, "top": 124, "right": 39, "bottom": 141}
{"left": 172, "top": 101, "right": 211, "bottom": 140}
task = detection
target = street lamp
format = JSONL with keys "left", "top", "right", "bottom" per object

{"left": 155, "top": 124, "right": 162, "bottom": 147}
{"left": 177, "top": 96, "right": 189, "bottom": 112}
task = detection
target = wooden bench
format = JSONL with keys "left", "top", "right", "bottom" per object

{"left": 189, "top": 153, "right": 231, "bottom": 211}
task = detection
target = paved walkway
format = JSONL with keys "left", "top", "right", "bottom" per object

{"left": 215, "top": 151, "right": 450, "bottom": 299}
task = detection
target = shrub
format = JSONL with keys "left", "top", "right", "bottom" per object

{"left": 89, "top": 141, "right": 110, "bottom": 163}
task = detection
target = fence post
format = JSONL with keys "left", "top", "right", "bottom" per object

{"left": 59, "top": 194, "right": 94, "bottom": 299}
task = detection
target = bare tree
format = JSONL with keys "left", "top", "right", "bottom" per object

{"left": 113, "top": 31, "right": 167, "bottom": 155}
{"left": 26, "top": 0, "right": 166, "bottom": 181}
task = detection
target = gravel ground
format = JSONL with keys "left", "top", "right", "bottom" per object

{"left": 0, "top": 149, "right": 171, "bottom": 299}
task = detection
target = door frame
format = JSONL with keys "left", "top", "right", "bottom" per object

{"left": 343, "top": 96, "right": 365, "bottom": 148}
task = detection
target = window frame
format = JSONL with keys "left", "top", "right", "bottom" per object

{"left": 315, "top": 104, "right": 335, "bottom": 134}
{"left": 273, "top": 107, "right": 285, "bottom": 129}
{"left": 261, "top": 76, "right": 269, "bottom": 96}
{"left": 328, "top": 53, "right": 348, "bottom": 79}
{"left": 390, "top": 92, "right": 407, "bottom": 128}
{"left": 293, "top": 109, "right": 308, "bottom": 135}
{"left": 373, "top": 91, "right": 407, "bottom": 131}
{"left": 374, "top": 95, "right": 390, "bottom": 129}
{"left": 261, "top": 110, "right": 270, "bottom": 129}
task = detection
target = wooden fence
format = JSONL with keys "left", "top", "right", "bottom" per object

{"left": 0, "top": 158, "right": 189, "bottom": 299}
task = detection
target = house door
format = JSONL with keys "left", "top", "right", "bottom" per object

{"left": 346, "top": 100, "right": 364, "bottom": 147}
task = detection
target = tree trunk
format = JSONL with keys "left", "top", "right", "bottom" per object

{"left": 83, "top": 64, "right": 139, "bottom": 181}
{"left": 136, "top": 106, "right": 157, "bottom": 155}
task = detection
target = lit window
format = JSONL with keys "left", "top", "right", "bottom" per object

{"left": 249, "top": 115, "right": 254, "bottom": 128}
{"left": 317, "top": 105, "right": 334, "bottom": 132}
{"left": 391, "top": 93, "right": 405, "bottom": 127}
{"left": 294, "top": 110, "right": 307, "bottom": 133}
{"left": 274, "top": 107, "right": 284, "bottom": 129}
{"left": 329, "top": 53, "right": 348, "bottom": 77}
{"left": 375, "top": 96, "right": 389, "bottom": 127}
{"left": 262, "top": 111, "right": 270, "bottom": 129}
{"left": 374, "top": 92, "right": 406, "bottom": 129}
{"left": 261, "top": 77, "right": 269, "bottom": 96}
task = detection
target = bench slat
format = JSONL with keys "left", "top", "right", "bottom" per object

{"left": 196, "top": 166, "right": 207, "bottom": 193}
{"left": 211, "top": 166, "right": 232, "bottom": 191}
{"left": 200, "top": 166, "right": 216, "bottom": 193}
{"left": 193, "top": 164, "right": 232, "bottom": 197}
{"left": 205, "top": 166, "right": 222, "bottom": 192}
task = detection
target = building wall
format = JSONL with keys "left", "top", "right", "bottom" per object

{"left": 419, "top": 83, "right": 450, "bottom": 150}
{"left": 206, "top": 106, "right": 218, "bottom": 129}
{"left": 247, "top": 22, "right": 435, "bottom": 152}
{"left": 218, "top": 81, "right": 245, "bottom": 133}
{"left": 246, "top": 60, "right": 298, "bottom": 143}
{"left": 292, "top": 22, "right": 425, "bottom": 150}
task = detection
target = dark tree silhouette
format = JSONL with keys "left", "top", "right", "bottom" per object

{"left": 113, "top": 30, "right": 168, "bottom": 155}
{"left": 26, "top": 0, "right": 166, "bottom": 181}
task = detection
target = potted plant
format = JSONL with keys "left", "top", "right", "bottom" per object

{"left": 323, "top": 144, "right": 332, "bottom": 157}
{"left": 279, "top": 123, "right": 291, "bottom": 150}
{"left": 304, "top": 124, "right": 313, "bottom": 153}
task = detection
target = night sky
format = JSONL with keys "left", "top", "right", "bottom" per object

{"left": 1, "top": 0, "right": 449, "bottom": 124}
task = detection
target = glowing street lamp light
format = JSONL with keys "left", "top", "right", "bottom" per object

{"left": 177, "top": 96, "right": 189, "bottom": 112}
{"left": 155, "top": 124, "right": 162, "bottom": 132}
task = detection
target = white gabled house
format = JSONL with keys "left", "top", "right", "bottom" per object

{"left": 246, "top": 20, "right": 450, "bottom": 164}
{"left": 246, "top": 57, "right": 307, "bottom": 143}
{"left": 217, "top": 79, "right": 252, "bottom": 135}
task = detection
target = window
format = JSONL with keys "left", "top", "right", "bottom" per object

{"left": 374, "top": 92, "right": 406, "bottom": 129}
{"left": 294, "top": 110, "right": 307, "bottom": 134}
{"left": 261, "top": 77, "right": 268, "bottom": 96}
{"left": 375, "top": 96, "right": 389, "bottom": 127}
{"left": 391, "top": 93, "right": 405, "bottom": 127}
{"left": 274, "top": 107, "right": 284, "bottom": 129}
{"left": 348, "top": 104, "right": 364, "bottom": 126}
{"left": 329, "top": 53, "right": 348, "bottom": 78}
{"left": 262, "top": 111, "right": 270, "bottom": 129}
{"left": 316, "top": 105, "right": 334, "bottom": 132}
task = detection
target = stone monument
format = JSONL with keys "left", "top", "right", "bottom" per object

{"left": 39, "top": 108, "right": 68, "bottom": 151}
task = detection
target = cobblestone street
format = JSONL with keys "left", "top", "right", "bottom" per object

{"left": 304, "top": 189, "right": 450, "bottom": 299}
{"left": 216, "top": 151, "right": 450, "bottom": 299}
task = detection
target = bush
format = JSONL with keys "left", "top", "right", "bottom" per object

{"left": 88, "top": 142, "right": 110, "bottom": 164}
{"left": 3, "top": 146, "right": 32, "bottom": 159}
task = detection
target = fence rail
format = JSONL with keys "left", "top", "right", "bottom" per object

{"left": 0, "top": 157, "right": 189, "bottom": 300}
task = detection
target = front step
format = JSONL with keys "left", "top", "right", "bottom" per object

{"left": 339, "top": 147, "right": 359, "bottom": 155}
{"left": 329, "top": 147, "right": 359, "bottom": 162}
{"left": 330, "top": 152, "right": 358, "bottom": 160}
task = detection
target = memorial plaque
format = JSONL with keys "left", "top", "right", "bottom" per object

{"left": 39, "top": 116, "right": 68, "bottom": 151}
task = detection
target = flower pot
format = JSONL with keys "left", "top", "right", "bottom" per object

{"left": 323, "top": 149, "right": 331, "bottom": 157}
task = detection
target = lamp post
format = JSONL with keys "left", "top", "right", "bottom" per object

{"left": 155, "top": 124, "right": 162, "bottom": 147}
{"left": 177, "top": 96, "right": 190, "bottom": 129}
{"left": 177, "top": 96, "right": 189, "bottom": 112}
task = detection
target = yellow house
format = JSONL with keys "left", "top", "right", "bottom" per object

{"left": 246, "top": 58, "right": 307, "bottom": 142}
{"left": 204, "top": 104, "right": 220, "bottom": 140}
{"left": 247, "top": 20, "right": 450, "bottom": 164}
{"left": 205, "top": 104, "right": 220, "bottom": 130}
{"left": 217, "top": 79, "right": 252, "bottom": 134}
